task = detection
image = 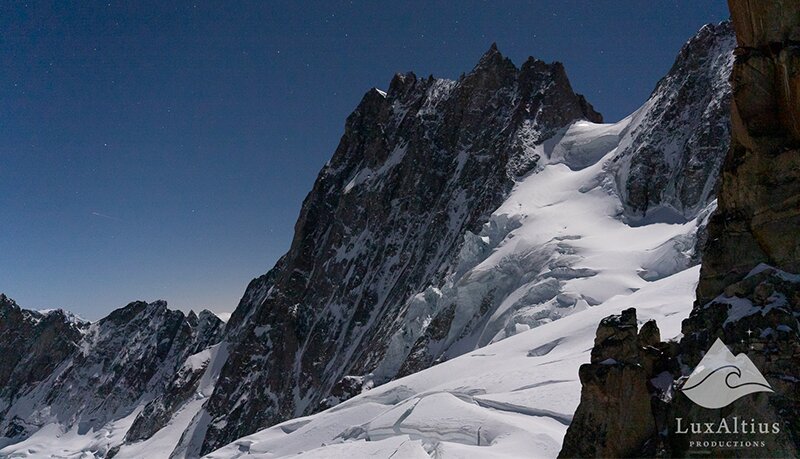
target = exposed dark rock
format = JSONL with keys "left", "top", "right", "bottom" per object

{"left": 612, "top": 21, "right": 734, "bottom": 223}
{"left": 638, "top": 319, "right": 661, "bottom": 348}
{"left": 669, "top": 266, "right": 800, "bottom": 457}
{"left": 697, "top": 0, "right": 800, "bottom": 304}
{"left": 0, "top": 297, "right": 224, "bottom": 448}
{"left": 395, "top": 303, "right": 456, "bottom": 378}
{"left": 124, "top": 310, "right": 224, "bottom": 444}
{"left": 316, "top": 375, "right": 365, "bottom": 412}
{"left": 190, "top": 29, "right": 735, "bottom": 453}
{"left": 0, "top": 294, "right": 87, "bottom": 437}
{"left": 188, "top": 44, "right": 604, "bottom": 455}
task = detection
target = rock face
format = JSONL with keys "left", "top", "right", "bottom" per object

{"left": 697, "top": 0, "right": 800, "bottom": 304}
{"left": 684, "top": 2, "right": 800, "bottom": 455}
{"left": 123, "top": 310, "right": 225, "bottom": 444}
{"left": 0, "top": 296, "right": 224, "bottom": 454}
{"left": 0, "top": 294, "right": 87, "bottom": 433}
{"left": 188, "top": 44, "right": 604, "bottom": 455}
{"left": 612, "top": 22, "right": 735, "bottom": 224}
{"left": 672, "top": 265, "right": 800, "bottom": 457}
{"left": 559, "top": 309, "right": 685, "bottom": 458}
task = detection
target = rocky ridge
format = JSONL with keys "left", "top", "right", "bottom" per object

{"left": 0, "top": 296, "right": 224, "bottom": 456}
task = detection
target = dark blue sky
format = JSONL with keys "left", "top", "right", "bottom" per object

{"left": 1, "top": 1, "right": 729, "bottom": 319}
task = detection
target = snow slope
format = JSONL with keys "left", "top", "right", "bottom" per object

{"left": 376, "top": 115, "right": 713, "bottom": 380}
{"left": 204, "top": 267, "right": 699, "bottom": 458}
{"left": 0, "top": 116, "right": 712, "bottom": 459}
{"left": 199, "top": 117, "right": 709, "bottom": 458}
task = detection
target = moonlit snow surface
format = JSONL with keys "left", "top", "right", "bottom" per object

{"left": 200, "top": 119, "right": 703, "bottom": 459}
{"left": 1, "top": 119, "right": 705, "bottom": 458}
{"left": 203, "top": 268, "right": 698, "bottom": 458}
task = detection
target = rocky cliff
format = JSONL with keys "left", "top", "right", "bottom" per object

{"left": 612, "top": 22, "right": 734, "bottom": 224}
{"left": 697, "top": 0, "right": 800, "bottom": 304}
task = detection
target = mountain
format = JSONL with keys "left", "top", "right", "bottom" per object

{"left": 180, "top": 43, "right": 605, "bottom": 456}
{"left": 0, "top": 21, "right": 735, "bottom": 459}
{"left": 199, "top": 22, "right": 735, "bottom": 459}
{"left": 187, "top": 24, "right": 734, "bottom": 456}
{"left": 0, "top": 297, "right": 224, "bottom": 456}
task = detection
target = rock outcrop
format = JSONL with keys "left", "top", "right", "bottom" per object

{"left": 670, "top": 265, "right": 800, "bottom": 457}
{"left": 562, "top": 266, "right": 800, "bottom": 458}
{"left": 559, "top": 309, "right": 658, "bottom": 458}
{"left": 697, "top": 0, "right": 800, "bottom": 304}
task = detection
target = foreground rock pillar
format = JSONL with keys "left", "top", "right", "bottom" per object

{"left": 559, "top": 309, "right": 659, "bottom": 458}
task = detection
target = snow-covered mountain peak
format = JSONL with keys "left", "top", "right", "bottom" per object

{"left": 0, "top": 22, "right": 737, "bottom": 459}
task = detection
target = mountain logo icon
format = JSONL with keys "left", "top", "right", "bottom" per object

{"left": 681, "top": 338, "right": 773, "bottom": 409}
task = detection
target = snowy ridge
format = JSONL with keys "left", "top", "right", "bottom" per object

{"left": 0, "top": 301, "right": 225, "bottom": 457}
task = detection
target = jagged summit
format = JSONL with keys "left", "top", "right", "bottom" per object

{"left": 472, "top": 41, "right": 515, "bottom": 73}
{"left": 176, "top": 42, "right": 607, "bottom": 455}
{"left": 374, "top": 45, "right": 602, "bottom": 127}
{"left": 0, "top": 293, "right": 18, "bottom": 309}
